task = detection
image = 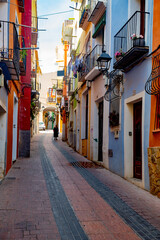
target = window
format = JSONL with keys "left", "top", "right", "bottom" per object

{"left": 85, "top": 93, "right": 88, "bottom": 139}
{"left": 155, "top": 94, "right": 160, "bottom": 130}
{"left": 109, "top": 96, "right": 120, "bottom": 128}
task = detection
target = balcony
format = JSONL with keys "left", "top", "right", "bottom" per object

{"left": 77, "top": 45, "right": 104, "bottom": 82}
{"left": 56, "top": 80, "right": 63, "bottom": 96}
{"left": 31, "top": 69, "right": 36, "bottom": 78}
{"left": 18, "top": 0, "right": 24, "bottom": 13}
{"left": 68, "top": 78, "right": 74, "bottom": 96}
{"left": 79, "top": 0, "right": 89, "bottom": 30}
{"left": 0, "top": 21, "right": 20, "bottom": 81}
{"left": 113, "top": 11, "right": 150, "bottom": 72}
{"left": 88, "top": 0, "right": 106, "bottom": 25}
{"left": 85, "top": 44, "right": 104, "bottom": 80}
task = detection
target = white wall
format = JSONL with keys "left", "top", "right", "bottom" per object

{"left": 90, "top": 74, "right": 109, "bottom": 167}
{"left": 0, "top": 3, "right": 9, "bottom": 50}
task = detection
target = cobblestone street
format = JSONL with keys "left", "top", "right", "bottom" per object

{"left": 0, "top": 132, "right": 160, "bottom": 240}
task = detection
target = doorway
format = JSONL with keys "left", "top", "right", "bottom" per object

{"left": 98, "top": 101, "right": 103, "bottom": 161}
{"left": 133, "top": 101, "right": 142, "bottom": 179}
{"left": 12, "top": 94, "right": 18, "bottom": 162}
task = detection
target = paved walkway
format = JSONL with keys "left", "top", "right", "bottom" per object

{"left": 0, "top": 132, "right": 160, "bottom": 240}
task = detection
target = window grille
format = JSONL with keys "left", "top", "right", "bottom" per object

{"left": 155, "top": 94, "right": 160, "bottom": 130}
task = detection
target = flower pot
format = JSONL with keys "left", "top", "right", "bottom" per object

{"left": 115, "top": 56, "right": 122, "bottom": 61}
{"left": 133, "top": 38, "right": 145, "bottom": 47}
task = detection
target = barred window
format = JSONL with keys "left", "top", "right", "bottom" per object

{"left": 155, "top": 94, "right": 160, "bottom": 130}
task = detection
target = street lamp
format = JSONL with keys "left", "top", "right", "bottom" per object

{"left": 97, "top": 50, "right": 112, "bottom": 75}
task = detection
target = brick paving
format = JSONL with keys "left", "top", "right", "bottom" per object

{"left": 0, "top": 132, "right": 160, "bottom": 240}
{"left": 0, "top": 137, "right": 60, "bottom": 240}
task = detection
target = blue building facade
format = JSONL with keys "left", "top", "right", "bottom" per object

{"left": 106, "top": 0, "right": 153, "bottom": 190}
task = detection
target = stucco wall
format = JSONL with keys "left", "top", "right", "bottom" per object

{"left": 90, "top": 74, "right": 109, "bottom": 167}
{"left": 107, "top": 0, "right": 128, "bottom": 177}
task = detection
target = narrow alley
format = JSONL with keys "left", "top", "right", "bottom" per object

{"left": 0, "top": 131, "right": 160, "bottom": 240}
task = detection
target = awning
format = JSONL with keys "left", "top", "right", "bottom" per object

{"left": 92, "top": 13, "right": 106, "bottom": 38}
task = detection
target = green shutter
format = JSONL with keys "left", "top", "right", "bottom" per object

{"left": 92, "top": 12, "right": 106, "bottom": 39}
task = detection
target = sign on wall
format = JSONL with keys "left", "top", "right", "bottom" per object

{"left": 47, "top": 88, "right": 56, "bottom": 102}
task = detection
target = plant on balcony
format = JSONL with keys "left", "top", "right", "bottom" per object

{"left": 131, "top": 34, "right": 145, "bottom": 47}
{"left": 115, "top": 49, "right": 125, "bottom": 61}
{"left": 109, "top": 110, "right": 119, "bottom": 127}
{"left": 20, "top": 49, "right": 27, "bottom": 61}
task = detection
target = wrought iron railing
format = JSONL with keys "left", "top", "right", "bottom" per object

{"left": 77, "top": 45, "right": 104, "bottom": 81}
{"left": 68, "top": 79, "right": 74, "bottom": 93}
{"left": 155, "top": 95, "right": 160, "bottom": 130}
{"left": 145, "top": 53, "right": 160, "bottom": 95}
{"left": 57, "top": 79, "right": 63, "bottom": 89}
{"left": 32, "top": 16, "right": 38, "bottom": 32}
{"left": 114, "top": 11, "right": 150, "bottom": 63}
{"left": 79, "top": 0, "right": 89, "bottom": 25}
{"left": 86, "top": 44, "right": 105, "bottom": 71}
{"left": 0, "top": 20, "right": 20, "bottom": 78}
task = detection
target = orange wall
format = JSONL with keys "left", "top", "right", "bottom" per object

{"left": 9, "top": 0, "right": 22, "bottom": 49}
{"left": 149, "top": 0, "right": 160, "bottom": 147}
{"left": 6, "top": 1, "right": 21, "bottom": 173}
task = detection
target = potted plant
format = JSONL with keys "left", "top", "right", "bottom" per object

{"left": 19, "top": 49, "right": 27, "bottom": 75}
{"left": 115, "top": 49, "right": 125, "bottom": 61}
{"left": 131, "top": 34, "right": 145, "bottom": 47}
{"left": 20, "top": 49, "right": 27, "bottom": 62}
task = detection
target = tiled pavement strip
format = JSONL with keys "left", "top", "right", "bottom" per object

{"left": 46, "top": 134, "right": 160, "bottom": 240}
{"left": 0, "top": 132, "right": 160, "bottom": 240}
{"left": 39, "top": 140, "right": 89, "bottom": 240}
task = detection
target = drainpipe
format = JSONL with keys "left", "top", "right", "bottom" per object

{"left": 62, "top": 41, "right": 68, "bottom": 141}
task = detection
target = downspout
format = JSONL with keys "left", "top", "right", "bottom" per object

{"left": 4, "top": 0, "right": 11, "bottom": 174}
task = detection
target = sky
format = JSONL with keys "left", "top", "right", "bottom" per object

{"left": 37, "top": 0, "right": 74, "bottom": 73}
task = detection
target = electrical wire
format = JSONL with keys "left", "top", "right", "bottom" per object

{"left": 38, "top": 10, "right": 73, "bottom": 17}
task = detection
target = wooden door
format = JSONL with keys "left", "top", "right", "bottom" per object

{"left": 133, "top": 101, "right": 142, "bottom": 179}
{"left": 98, "top": 101, "right": 103, "bottom": 162}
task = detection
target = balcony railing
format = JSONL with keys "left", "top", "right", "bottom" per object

{"left": 77, "top": 54, "right": 89, "bottom": 82}
{"left": 86, "top": 44, "right": 104, "bottom": 71}
{"left": 78, "top": 45, "right": 104, "bottom": 81}
{"left": 79, "top": 0, "right": 89, "bottom": 29}
{"left": 68, "top": 79, "right": 74, "bottom": 96}
{"left": 56, "top": 79, "right": 63, "bottom": 95}
{"left": 31, "top": 16, "right": 38, "bottom": 45}
{"left": 0, "top": 20, "right": 20, "bottom": 80}
{"left": 145, "top": 53, "right": 160, "bottom": 95}
{"left": 113, "top": 11, "right": 150, "bottom": 71}
{"left": 57, "top": 80, "right": 63, "bottom": 89}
